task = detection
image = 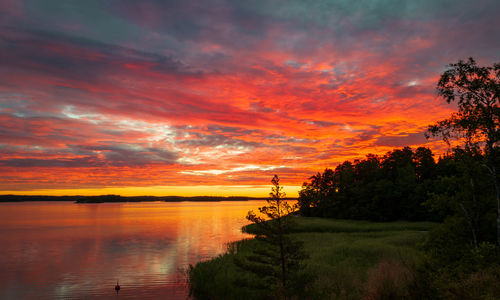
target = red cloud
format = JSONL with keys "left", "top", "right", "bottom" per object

{"left": 0, "top": 1, "right": 498, "bottom": 194}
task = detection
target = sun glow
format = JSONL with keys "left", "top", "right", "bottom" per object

{"left": 1, "top": 185, "right": 301, "bottom": 198}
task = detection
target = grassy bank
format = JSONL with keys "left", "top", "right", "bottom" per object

{"left": 188, "top": 217, "right": 436, "bottom": 299}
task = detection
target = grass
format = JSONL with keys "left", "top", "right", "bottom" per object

{"left": 244, "top": 217, "right": 436, "bottom": 234}
{"left": 188, "top": 217, "right": 437, "bottom": 299}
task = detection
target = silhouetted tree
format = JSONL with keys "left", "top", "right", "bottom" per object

{"left": 298, "top": 168, "right": 335, "bottom": 217}
{"left": 298, "top": 147, "right": 436, "bottom": 221}
{"left": 241, "top": 175, "right": 307, "bottom": 299}
{"left": 427, "top": 57, "right": 500, "bottom": 245}
{"left": 414, "top": 146, "right": 436, "bottom": 182}
{"left": 333, "top": 161, "right": 355, "bottom": 218}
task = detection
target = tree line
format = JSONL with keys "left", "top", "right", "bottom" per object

{"left": 298, "top": 146, "right": 438, "bottom": 222}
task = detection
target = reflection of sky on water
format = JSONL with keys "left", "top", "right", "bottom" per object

{"left": 0, "top": 201, "right": 262, "bottom": 299}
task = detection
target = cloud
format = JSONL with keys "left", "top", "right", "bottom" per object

{"left": 0, "top": 0, "right": 499, "bottom": 192}
{"left": 0, "top": 157, "right": 99, "bottom": 168}
{"left": 374, "top": 132, "right": 428, "bottom": 147}
{"left": 75, "top": 144, "right": 179, "bottom": 166}
{"left": 0, "top": 28, "right": 198, "bottom": 83}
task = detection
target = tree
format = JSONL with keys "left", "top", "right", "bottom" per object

{"left": 298, "top": 168, "right": 335, "bottom": 217}
{"left": 297, "top": 147, "right": 436, "bottom": 221}
{"left": 426, "top": 147, "right": 494, "bottom": 248}
{"left": 413, "top": 146, "right": 436, "bottom": 182}
{"left": 427, "top": 57, "right": 500, "bottom": 245}
{"left": 241, "top": 175, "right": 307, "bottom": 299}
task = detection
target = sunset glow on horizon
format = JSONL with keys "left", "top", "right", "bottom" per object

{"left": 1, "top": 185, "right": 302, "bottom": 197}
{"left": 1, "top": 1, "right": 500, "bottom": 196}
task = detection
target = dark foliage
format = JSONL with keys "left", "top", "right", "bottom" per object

{"left": 298, "top": 146, "right": 437, "bottom": 221}
{"left": 410, "top": 58, "right": 500, "bottom": 299}
{"left": 427, "top": 57, "right": 500, "bottom": 245}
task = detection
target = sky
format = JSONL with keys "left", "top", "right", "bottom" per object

{"left": 1, "top": 0, "right": 500, "bottom": 196}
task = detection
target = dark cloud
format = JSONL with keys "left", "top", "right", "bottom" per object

{"left": 178, "top": 132, "right": 260, "bottom": 148}
{"left": 0, "top": 28, "right": 198, "bottom": 84}
{"left": 302, "top": 120, "right": 343, "bottom": 128}
{"left": 343, "top": 129, "right": 381, "bottom": 146}
{"left": 0, "top": 143, "right": 179, "bottom": 167}
{"left": 204, "top": 125, "right": 258, "bottom": 136}
{"left": 374, "top": 132, "right": 428, "bottom": 147}
{"left": 250, "top": 101, "right": 275, "bottom": 113}
{"left": 0, "top": 157, "right": 100, "bottom": 167}
{"left": 74, "top": 144, "right": 179, "bottom": 166}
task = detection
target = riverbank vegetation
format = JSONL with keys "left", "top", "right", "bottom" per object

{"left": 189, "top": 217, "right": 435, "bottom": 299}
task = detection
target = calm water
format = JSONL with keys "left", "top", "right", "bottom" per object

{"left": 0, "top": 201, "right": 265, "bottom": 299}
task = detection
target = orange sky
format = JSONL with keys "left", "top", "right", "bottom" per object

{"left": 1, "top": 1, "right": 499, "bottom": 196}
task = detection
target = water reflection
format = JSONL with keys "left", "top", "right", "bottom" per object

{"left": 0, "top": 201, "right": 264, "bottom": 299}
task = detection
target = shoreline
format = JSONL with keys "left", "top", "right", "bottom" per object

{"left": 0, "top": 195, "right": 297, "bottom": 203}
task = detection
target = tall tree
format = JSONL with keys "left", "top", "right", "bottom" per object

{"left": 242, "top": 175, "right": 307, "bottom": 299}
{"left": 427, "top": 57, "right": 500, "bottom": 245}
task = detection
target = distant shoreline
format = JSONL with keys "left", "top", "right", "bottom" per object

{"left": 0, "top": 195, "right": 297, "bottom": 203}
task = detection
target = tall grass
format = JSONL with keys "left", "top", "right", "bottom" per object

{"left": 189, "top": 217, "right": 436, "bottom": 299}
{"left": 244, "top": 217, "right": 436, "bottom": 234}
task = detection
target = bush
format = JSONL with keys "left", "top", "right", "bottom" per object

{"left": 410, "top": 242, "right": 500, "bottom": 300}
{"left": 364, "top": 260, "right": 413, "bottom": 300}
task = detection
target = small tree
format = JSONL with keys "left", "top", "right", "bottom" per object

{"left": 239, "top": 175, "right": 307, "bottom": 299}
{"left": 427, "top": 57, "right": 500, "bottom": 245}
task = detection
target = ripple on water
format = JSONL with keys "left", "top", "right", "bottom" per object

{"left": 0, "top": 201, "right": 267, "bottom": 299}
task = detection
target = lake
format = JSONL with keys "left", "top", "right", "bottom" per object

{"left": 0, "top": 200, "right": 266, "bottom": 299}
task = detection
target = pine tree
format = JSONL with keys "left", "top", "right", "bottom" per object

{"left": 237, "top": 175, "right": 307, "bottom": 299}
